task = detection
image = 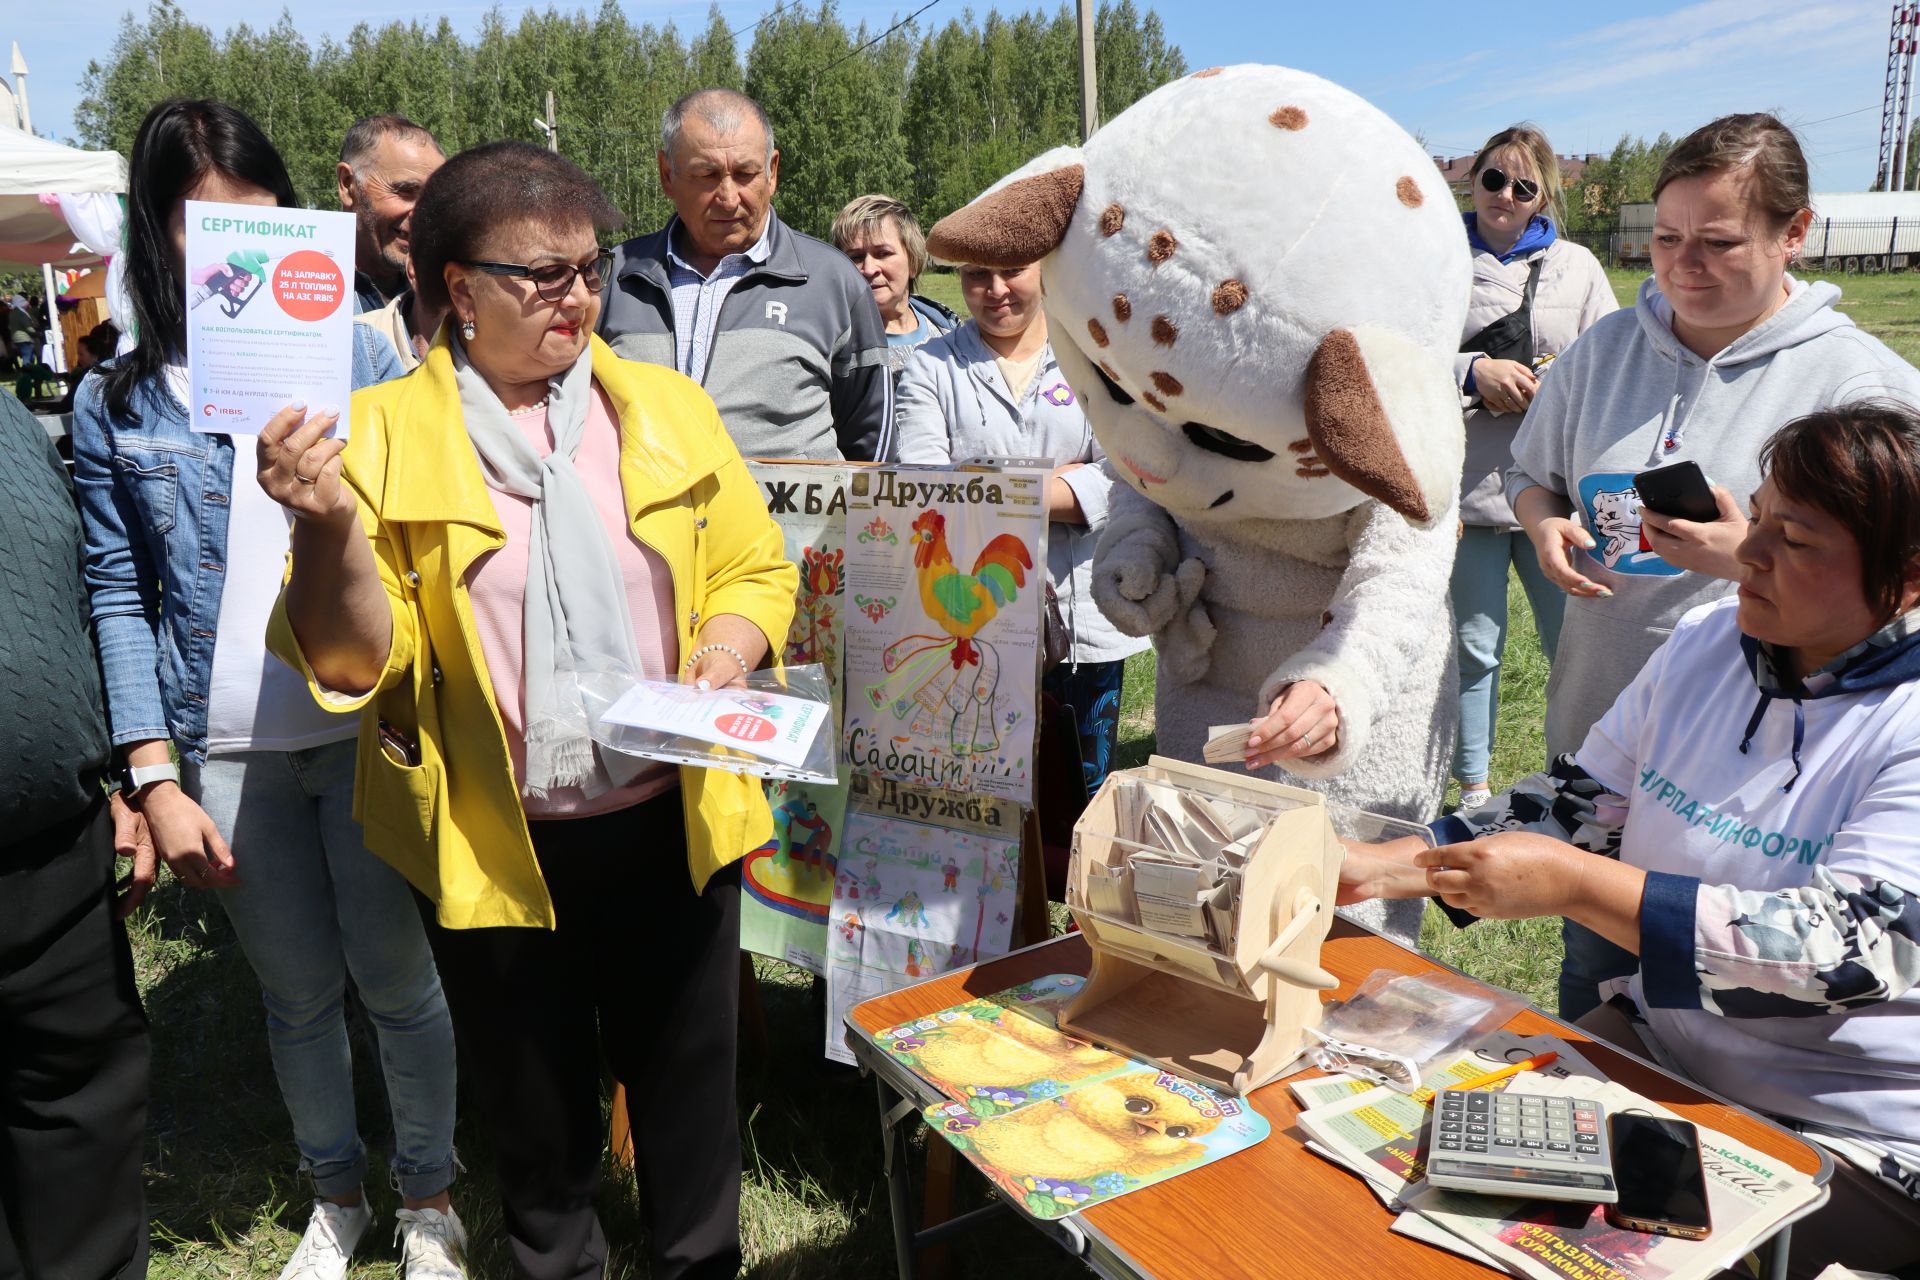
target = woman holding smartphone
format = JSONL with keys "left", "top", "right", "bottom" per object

{"left": 1504, "top": 113, "right": 1920, "bottom": 1017}
{"left": 69, "top": 99, "right": 466, "bottom": 1279}
{"left": 1344, "top": 402, "right": 1920, "bottom": 1277}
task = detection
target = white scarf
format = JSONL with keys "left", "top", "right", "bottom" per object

{"left": 451, "top": 336, "right": 644, "bottom": 798}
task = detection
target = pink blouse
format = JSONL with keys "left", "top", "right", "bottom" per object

{"left": 465, "top": 383, "right": 680, "bottom": 818}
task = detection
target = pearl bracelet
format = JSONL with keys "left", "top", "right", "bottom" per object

{"left": 684, "top": 642, "right": 748, "bottom": 675}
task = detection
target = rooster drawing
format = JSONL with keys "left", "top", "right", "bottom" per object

{"left": 911, "top": 511, "right": 1031, "bottom": 668}
{"left": 866, "top": 509, "right": 1035, "bottom": 755}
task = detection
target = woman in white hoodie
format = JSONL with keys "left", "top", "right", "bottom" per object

{"left": 1345, "top": 402, "right": 1920, "bottom": 1277}
{"left": 1505, "top": 113, "right": 1920, "bottom": 1017}
{"left": 1451, "top": 125, "right": 1617, "bottom": 813}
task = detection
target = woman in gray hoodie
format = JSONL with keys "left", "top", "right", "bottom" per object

{"left": 1507, "top": 112, "right": 1920, "bottom": 1017}
{"left": 894, "top": 261, "right": 1149, "bottom": 792}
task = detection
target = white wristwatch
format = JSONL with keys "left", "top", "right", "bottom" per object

{"left": 119, "top": 761, "right": 181, "bottom": 797}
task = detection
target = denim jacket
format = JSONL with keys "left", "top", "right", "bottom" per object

{"left": 72, "top": 325, "right": 405, "bottom": 762}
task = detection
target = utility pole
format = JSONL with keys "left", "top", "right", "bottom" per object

{"left": 11, "top": 42, "right": 33, "bottom": 136}
{"left": 1077, "top": 0, "right": 1097, "bottom": 143}
{"left": 533, "top": 89, "right": 559, "bottom": 152}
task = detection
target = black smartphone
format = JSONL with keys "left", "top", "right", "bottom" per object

{"left": 1632, "top": 461, "right": 1719, "bottom": 523}
{"left": 1603, "top": 1113, "right": 1713, "bottom": 1240}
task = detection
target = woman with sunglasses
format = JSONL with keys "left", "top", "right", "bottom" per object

{"left": 68, "top": 99, "right": 468, "bottom": 1279}
{"left": 1506, "top": 113, "right": 1920, "bottom": 1019}
{"left": 1451, "top": 126, "right": 1617, "bottom": 816}
{"left": 256, "top": 140, "right": 794, "bottom": 1280}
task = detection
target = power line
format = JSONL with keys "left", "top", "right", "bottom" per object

{"left": 1793, "top": 104, "right": 1880, "bottom": 128}
{"left": 819, "top": 0, "right": 943, "bottom": 75}
{"left": 731, "top": 1, "right": 793, "bottom": 41}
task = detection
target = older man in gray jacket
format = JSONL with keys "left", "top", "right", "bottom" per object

{"left": 598, "top": 88, "right": 894, "bottom": 461}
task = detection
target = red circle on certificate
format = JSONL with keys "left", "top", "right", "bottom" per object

{"left": 272, "top": 250, "right": 346, "bottom": 321}
{"left": 715, "top": 713, "right": 777, "bottom": 743}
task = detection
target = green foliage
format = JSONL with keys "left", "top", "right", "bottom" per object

{"left": 74, "top": 0, "right": 1183, "bottom": 243}
{"left": 1568, "top": 132, "right": 1675, "bottom": 234}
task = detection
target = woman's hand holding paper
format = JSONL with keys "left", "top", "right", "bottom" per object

{"left": 257, "top": 402, "right": 354, "bottom": 529}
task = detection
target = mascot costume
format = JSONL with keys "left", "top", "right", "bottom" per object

{"left": 928, "top": 65, "right": 1469, "bottom": 943}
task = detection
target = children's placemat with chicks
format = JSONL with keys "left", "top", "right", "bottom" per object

{"left": 869, "top": 975, "right": 1272, "bottom": 1218}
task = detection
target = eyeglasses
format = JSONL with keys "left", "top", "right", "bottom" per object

{"left": 1479, "top": 167, "right": 1541, "bottom": 203}
{"left": 463, "top": 250, "right": 615, "bottom": 302}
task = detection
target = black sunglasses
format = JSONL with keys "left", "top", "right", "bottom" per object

{"left": 1479, "top": 167, "right": 1541, "bottom": 203}
{"left": 464, "top": 250, "right": 615, "bottom": 302}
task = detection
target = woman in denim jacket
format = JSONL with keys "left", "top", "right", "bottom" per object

{"left": 894, "top": 261, "right": 1149, "bottom": 791}
{"left": 70, "top": 100, "right": 467, "bottom": 1280}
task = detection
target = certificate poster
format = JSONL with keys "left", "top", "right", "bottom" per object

{"left": 841, "top": 466, "right": 1047, "bottom": 803}
{"left": 184, "top": 201, "right": 355, "bottom": 435}
{"left": 823, "top": 774, "right": 1022, "bottom": 1064}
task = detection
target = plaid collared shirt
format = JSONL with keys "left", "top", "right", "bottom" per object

{"left": 665, "top": 218, "right": 772, "bottom": 384}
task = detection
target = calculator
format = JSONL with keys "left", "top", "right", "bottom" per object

{"left": 1424, "top": 1088, "right": 1618, "bottom": 1203}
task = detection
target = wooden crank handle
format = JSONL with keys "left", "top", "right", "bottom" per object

{"left": 1256, "top": 892, "right": 1340, "bottom": 990}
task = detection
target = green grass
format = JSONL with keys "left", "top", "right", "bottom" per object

{"left": 129, "top": 263, "right": 1920, "bottom": 1277}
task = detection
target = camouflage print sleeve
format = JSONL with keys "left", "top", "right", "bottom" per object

{"left": 1639, "top": 868, "right": 1920, "bottom": 1016}
{"left": 1427, "top": 753, "right": 1630, "bottom": 927}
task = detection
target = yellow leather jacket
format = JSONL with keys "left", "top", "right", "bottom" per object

{"left": 270, "top": 334, "right": 796, "bottom": 928}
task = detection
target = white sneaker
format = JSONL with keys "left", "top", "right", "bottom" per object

{"left": 395, "top": 1205, "right": 469, "bottom": 1279}
{"left": 1456, "top": 787, "right": 1491, "bottom": 812}
{"left": 278, "top": 1198, "right": 372, "bottom": 1280}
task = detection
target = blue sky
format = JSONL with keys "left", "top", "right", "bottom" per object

{"left": 6, "top": 0, "right": 1900, "bottom": 190}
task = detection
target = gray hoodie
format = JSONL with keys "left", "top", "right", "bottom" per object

{"left": 1508, "top": 275, "right": 1920, "bottom": 759}
{"left": 894, "top": 322, "right": 1149, "bottom": 665}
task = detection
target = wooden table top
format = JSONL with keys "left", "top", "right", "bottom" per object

{"left": 848, "top": 923, "right": 1828, "bottom": 1280}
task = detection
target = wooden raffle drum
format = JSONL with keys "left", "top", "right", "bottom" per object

{"left": 1061, "top": 756, "right": 1344, "bottom": 1096}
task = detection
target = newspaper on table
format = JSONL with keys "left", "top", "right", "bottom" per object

{"left": 1293, "top": 1034, "right": 1606, "bottom": 1204}
{"left": 1395, "top": 1073, "right": 1824, "bottom": 1280}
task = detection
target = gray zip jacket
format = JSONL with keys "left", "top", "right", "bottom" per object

{"left": 894, "top": 322, "right": 1149, "bottom": 666}
{"left": 1507, "top": 275, "right": 1920, "bottom": 758}
{"left": 599, "top": 210, "right": 893, "bottom": 461}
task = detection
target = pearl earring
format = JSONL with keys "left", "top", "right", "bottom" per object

{"left": 461, "top": 319, "right": 476, "bottom": 341}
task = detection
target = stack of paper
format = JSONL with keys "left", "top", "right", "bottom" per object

{"left": 1293, "top": 1037, "right": 1824, "bottom": 1279}
{"left": 1391, "top": 1074, "right": 1823, "bottom": 1280}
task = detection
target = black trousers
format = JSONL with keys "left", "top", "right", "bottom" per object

{"left": 423, "top": 792, "right": 742, "bottom": 1280}
{"left": 0, "top": 796, "right": 150, "bottom": 1280}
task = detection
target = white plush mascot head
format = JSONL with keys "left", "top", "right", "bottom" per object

{"left": 928, "top": 64, "right": 1470, "bottom": 528}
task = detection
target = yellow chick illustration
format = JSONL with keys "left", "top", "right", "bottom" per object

{"left": 912, "top": 1011, "right": 1119, "bottom": 1094}
{"left": 971, "top": 1078, "right": 1223, "bottom": 1181}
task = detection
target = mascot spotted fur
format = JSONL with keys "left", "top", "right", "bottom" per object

{"left": 929, "top": 65, "right": 1469, "bottom": 943}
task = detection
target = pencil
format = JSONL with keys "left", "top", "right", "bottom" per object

{"left": 1423, "top": 1051, "right": 1560, "bottom": 1105}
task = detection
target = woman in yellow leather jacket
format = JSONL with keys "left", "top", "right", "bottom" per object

{"left": 258, "top": 141, "right": 794, "bottom": 1280}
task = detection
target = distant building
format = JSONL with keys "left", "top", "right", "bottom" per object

{"left": 1433, "top": 152, "right": 1601, "bottom": 201}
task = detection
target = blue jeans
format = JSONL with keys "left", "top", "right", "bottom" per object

{"left": 1558, "top": 919, "right": 1639, "bottom": 1021}
{"left": 184, "top": 738, "right": 457, "bottom": 1199}
{"left": 1450, "top": 526, "right": 1566, "bottom": 786}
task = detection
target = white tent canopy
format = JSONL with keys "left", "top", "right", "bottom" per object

{"left": 0, "top": 123, "right": 126, "bottom": 270}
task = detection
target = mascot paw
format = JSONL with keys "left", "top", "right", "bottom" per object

{"left": 1094, "top": 541, "right": 1185, "bottom": 635}
{"left": 1161, "top": 597, "right": 1218, "bottom": 684}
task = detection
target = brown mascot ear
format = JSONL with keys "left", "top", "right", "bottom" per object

{"left": 926, "top": 165, "right": 1086, "bottom": 268}
{"left": 1303, "top": 330, "right": 1430, "bottom": 524}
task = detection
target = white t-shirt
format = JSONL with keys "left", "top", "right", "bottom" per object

{"left": 164, "top": 366, "right": 356, "bottom": 755}
{"left": 1577, "top": 597, "right": 1920, "bottom": 1162}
